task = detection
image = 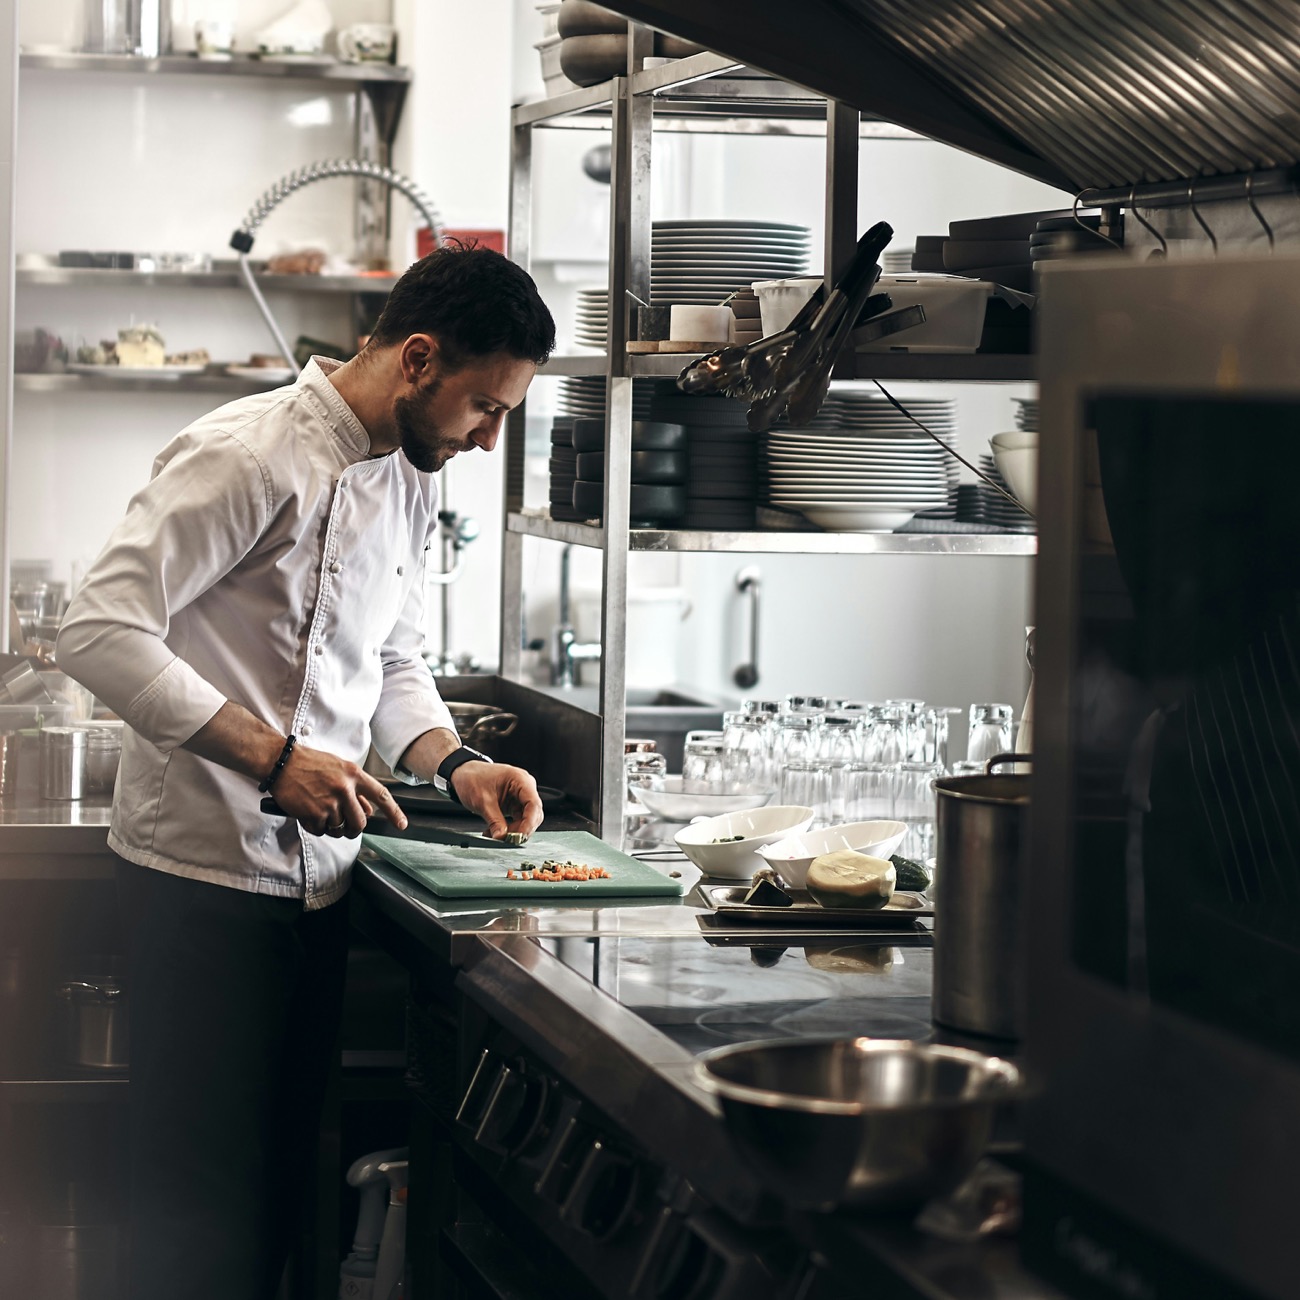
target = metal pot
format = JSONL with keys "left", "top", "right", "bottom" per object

{"left": 445, "top": 702, "right": 518, "bottom": 759}
{"left": 55, "top": 978, "right": 128, "bottom": 1071}
{"left": 931, "top": 755, "right": 1031, "bottom": 1041}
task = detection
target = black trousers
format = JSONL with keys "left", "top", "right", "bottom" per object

{"left": 116, "top": 858, "right": 351, "bottom": 1300}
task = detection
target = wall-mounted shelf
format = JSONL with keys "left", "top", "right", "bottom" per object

{"left": 16, "top": 265, "right": 399, "bottom": 295}
{"left": 19, "top": 50, "right": 411, "bottom": 86}
{"left": 15, "top": 372, "right": 287, "bottom": 396}
{"left": 508, "top": 510, "right": 1036, "bottom": 555}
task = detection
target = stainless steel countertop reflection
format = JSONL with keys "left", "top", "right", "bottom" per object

{"left": 0, "top": 795, "right": 115, "bottom": 865}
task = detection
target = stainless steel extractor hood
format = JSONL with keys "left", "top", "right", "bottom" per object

{"left": 602, "top": 0, "right": 1300, "bottom": 193}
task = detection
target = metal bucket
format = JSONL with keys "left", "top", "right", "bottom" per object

{"left": 932, "top": 756, "right": 1031, "bottom": 1041}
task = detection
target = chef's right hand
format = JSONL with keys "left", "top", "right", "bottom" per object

{"left": 272, "top": 744, "right": 408, "bottom": 838}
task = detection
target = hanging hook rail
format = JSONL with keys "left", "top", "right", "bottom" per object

{"left": 1073, "top": 192, "right": 1123, "bottom": 250}
{"left": 1127, "top": 186, "right": 1167, "bottom": 257}
{"left": 1245, "top": 172, "right": 1275, "bottom": 251}
{"left": 1188, "top": 179, "right": 1217, "bottom": 254}
{"left": 1078, "top": 165, "right": 1298, "bottom": 212}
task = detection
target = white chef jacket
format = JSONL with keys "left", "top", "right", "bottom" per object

{"left": 56, "top": 357, "right": 458, "bottom": 909}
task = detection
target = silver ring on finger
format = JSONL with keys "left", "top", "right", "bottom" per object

{"left": 328, "top": 820, "right": 346, "bottom": 833}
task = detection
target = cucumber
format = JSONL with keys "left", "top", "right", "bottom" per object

{"left": 890, "top": 854, "right": 931, "bottom": 892}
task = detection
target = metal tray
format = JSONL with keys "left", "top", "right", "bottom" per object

{"left": 699, "top": 883, "right": 932, "bottom": 927}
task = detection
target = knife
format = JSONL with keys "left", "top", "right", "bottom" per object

{"left": 259, "top": 797, "right": 529, "bottom": 846}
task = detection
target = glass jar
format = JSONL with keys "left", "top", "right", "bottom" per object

{"left": 968, "top": 703, "right": 1015, "bottom": 764}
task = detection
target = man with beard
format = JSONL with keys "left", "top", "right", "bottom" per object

{"left": 56, "top": 246, "right": 556, "bottom": 1298}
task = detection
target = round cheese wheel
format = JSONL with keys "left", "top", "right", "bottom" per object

{"left": 805, "top": 851, "right": 896, "bottom": 910}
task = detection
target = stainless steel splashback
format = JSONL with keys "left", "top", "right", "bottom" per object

{"left": 606, "top": 0, "right": 1300, "bottom": 190}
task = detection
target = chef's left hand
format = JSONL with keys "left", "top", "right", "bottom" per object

{"left": 450, "top": 762, "right": 545, "bottom": 840}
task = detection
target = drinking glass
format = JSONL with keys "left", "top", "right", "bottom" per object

{"left": 722, "top": 716, "right": 771, "bottom": 788}
{"left": 816, "top": 714, "right": 863, "bottom": 766}
{"left": 772, "top": 712, "right": 823, "bottom": 769}
{"left": 842, "top": 763, "right": 895, "bottom": 822}
{"left": 682, "top": 734, "right": 726, "bottom": 793}
{"left": 863, "top": 706, "right": 907, "bottom": 766}
{"left": 893, "top": 761, "right": 943, "bottom": 862}
{"left": 886, "top": 699, "right": 929, "bottom": 762}
{"left": 624, "top": 749, "right": 667, "bottom": 817}
{"left": 967, "top": 704, "right": 1014, "bottom": 765}
{"left": 779, "top": 761, "right": 833, "bottom": 827}
{"left": 742, "top": 699, "right": 782, "bottom": 719}
{"left": 785, "top": 695, "right": 830, "bottom": 716}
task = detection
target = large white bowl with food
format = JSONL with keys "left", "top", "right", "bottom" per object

{"left": 674, "top": 805, "right": 816, "bottom": 879}
{"left": 635, "top": 776, "right": 776, "bottom": 822}
{"left": 757, "top": 820, "right": 908, "bottom": 888}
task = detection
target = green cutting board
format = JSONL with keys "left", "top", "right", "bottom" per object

{"left": 362, "top": 831, "right": 686, "bottom": 899}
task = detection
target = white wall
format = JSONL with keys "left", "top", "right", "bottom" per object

{"left": 12, "top": 0, "right": 520, "bottom": 672}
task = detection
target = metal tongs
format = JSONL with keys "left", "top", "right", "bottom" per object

{"left": 677, "top": 221, "right": 923, "bottom": 432}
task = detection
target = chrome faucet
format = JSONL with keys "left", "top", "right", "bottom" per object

{"left": 551, "top": 544, "right": 601, "bottom": 688}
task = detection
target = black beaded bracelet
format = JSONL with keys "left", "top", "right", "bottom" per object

{"left": 257, "top": 734, "right": 297, "bottom": 794}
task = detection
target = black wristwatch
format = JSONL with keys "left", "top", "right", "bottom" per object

{"left": 433, "top": 745, "right": 492, "bottom": 804}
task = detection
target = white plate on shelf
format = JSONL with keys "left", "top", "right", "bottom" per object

{"left": 227, "top": 365, "right": 295, "bottom": 383}
{"left": 796, "top": 506, "right": 918, "bottom": 531}
{"left": 67, "top": 363, "right": 204, "bottom": 379}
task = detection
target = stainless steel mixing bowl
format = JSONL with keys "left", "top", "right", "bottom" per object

{"left": 696, "top": 1037, "right": 1021, "bottom": 1210}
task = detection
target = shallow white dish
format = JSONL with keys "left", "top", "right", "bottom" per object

{"left": 674, "top": 805, "right": 816, "bottom": 879}
{"left": 67, "top": 363, "right": 204, "bottom": 379}
{"left": 756, "top": 819, "right": 908, "bottom": 888}
{"left": 797, "top": 507, "right": 918, "bottom": 531}
{"left": 636, "top": 776, "right": 776, "bottom": 822}
{"left": 227, "top": 365, "right": 295, "bottom": 383}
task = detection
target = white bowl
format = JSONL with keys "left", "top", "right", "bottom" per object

{"left": 989, "top": 429, "right": 1037, "bottom": 452}
{"left": 674, "top": 806, "right": 816, "bottom": 879}
{"left": 756, "top": 820, "right": 908, "bottom": 888}
{"left": 993, "top": 441, "right": 1034, "bottom": 512}
{"left": 636, "top": 776, "right": 776, "bottom": 822}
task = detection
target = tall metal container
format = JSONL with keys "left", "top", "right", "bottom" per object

{"left": 931, "top": 769, "right": 1030, "bottom": 1040}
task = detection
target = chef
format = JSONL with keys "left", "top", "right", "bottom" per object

{"left": 56, "top": 246, "right": 556, "bottom": 1299}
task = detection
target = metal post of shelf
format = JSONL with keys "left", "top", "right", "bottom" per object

{"left": 0, "top": 4, "right": 15, "bottom": 652}
{"left": 499, "top": 120, "right": 535, "bottom": 683}
{"left": 825, "top": 99, "right": 860, "bottom": 285}
{"left": 595, "top": 45, "right": 652, "bottom": 842}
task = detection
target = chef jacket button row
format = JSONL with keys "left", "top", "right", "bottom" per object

{"left": 300, "top": 724, "right": 313, "bottom": 737}
{"left": 314, "top": 644, "right": 324, "bottom": 656}
{"left": 329, "top": 560, "right": 342, "bottom": 574}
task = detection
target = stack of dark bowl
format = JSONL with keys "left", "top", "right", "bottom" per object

{"left": 649, "top": 391, "right": 760, "bottom": 530}
{"left": 569, "top": 417, "right": 688, "bottom": 527}
{"left": 548, "top": 417, "right": 582, "bottom": 522}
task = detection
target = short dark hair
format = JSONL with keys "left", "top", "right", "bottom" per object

{"left": 368, "top": 244, "right": 555, "bottom": 366}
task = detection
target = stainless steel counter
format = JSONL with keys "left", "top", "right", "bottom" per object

{"left": 0, "top": 795, "right": 115, "bottom": 875}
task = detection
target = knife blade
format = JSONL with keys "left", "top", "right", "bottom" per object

{"left": 259, "top": 797, "right": 529, "bottom": 848}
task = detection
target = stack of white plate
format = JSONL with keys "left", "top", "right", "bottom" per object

{"left": 1015, "top": 397, "right": 1038, "bottom": 432}
{"left": 573, "top": 287, "right": 608, "bottom": 349}
{"left": 764, "top": 429, "right": 953, "bottom": 532}
{"left": 651, "top": 220, "right": 812, "bottom": 307}
{"left": 557, "top": 376, "right": 658, "bottom": 419}
{"left": 977, "top": 453, "right": 1035, "bottom": 531}
{"left": 830, "top": 393, "right": 959, "bottom": 515}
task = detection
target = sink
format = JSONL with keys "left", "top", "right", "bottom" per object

{"left": 533, "top": 684, "right": 726, "bottom": 770}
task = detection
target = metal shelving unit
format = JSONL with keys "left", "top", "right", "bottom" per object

{"left": 507, "top": 511, "right": 1036, "bottom": 556}
{"left": 14, "top": 372, "right": 289, "bottom": 396}
{"left": 503, "top": 29, "right": 1037, "bottom": 840}
{"left": 16, "top": 265, "right": 399, "bottom": 294}
{"left": 19, "top": 49, "right": 410, "bottom": 85}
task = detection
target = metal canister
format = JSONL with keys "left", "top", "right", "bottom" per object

{"left": 931, "top": 758, "right": 1031, "bottom": 1040}
{"left": 41, "top": 727, "right": 89, "bottom": 801}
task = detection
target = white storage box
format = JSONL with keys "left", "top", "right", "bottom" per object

{"left": 752, "top": 277, "right": 822, "bottom": 336}
{"left": 858, "top": 274, "right": 994, "bottom": 354}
